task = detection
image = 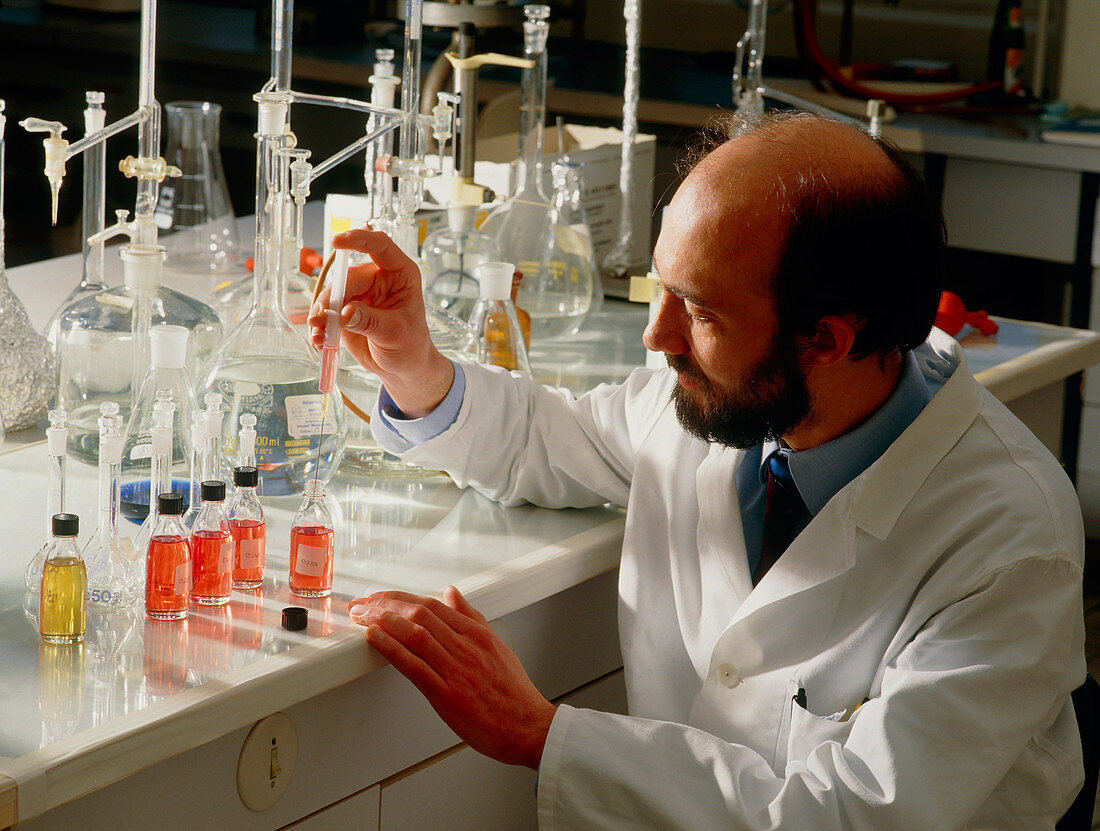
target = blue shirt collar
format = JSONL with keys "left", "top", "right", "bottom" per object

{"left": 759, "top": 351, "right": 933, "bottom": 515}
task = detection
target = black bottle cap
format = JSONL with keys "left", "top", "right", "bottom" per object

{"left": 282, "top": 606, "right": 308, "bottom": 631}
{"left": 201, "top": 480, "right": 226, "bottom": 501}
{"left": 158, "top": 492, "right": 184, "bottom": 515}
{"left": 233, "top": 466, "right": 258, "bottom": 488}
{"left": 51, "top": 512, "right": 79, "bottom": 536}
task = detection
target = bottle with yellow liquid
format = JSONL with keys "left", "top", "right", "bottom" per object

{"left": 40, "top": 513, "right": 87, "bottom": 644}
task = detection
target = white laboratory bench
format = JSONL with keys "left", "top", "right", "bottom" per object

{"left": 2, "top": 232, "right": 1099, "bottom": 829}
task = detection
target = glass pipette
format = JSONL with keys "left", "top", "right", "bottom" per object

{"left": 319, "top": 248, "right": 349, "bottom": 395}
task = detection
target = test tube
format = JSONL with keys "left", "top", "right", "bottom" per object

{"left": 319, "top": 248, "right": 349, "bottom": 395}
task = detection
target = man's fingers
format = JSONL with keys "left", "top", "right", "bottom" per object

{"left": 332, "top": 227, "right": 417, "bottom": 274}
{"left": 444, "top": 585, "right": 488, "bottom": 625}
{"left": 350, "top": 591, "right": 482, "bottom": 639}
{"left": 366, "top": 625, "right": 448, "bottom": 698}
{"left": 374, "top": 611, "right": 457, "bottom": 669}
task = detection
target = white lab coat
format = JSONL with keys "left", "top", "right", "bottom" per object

{"left": 378, "top": 329, "right": 1086, "bottom": 830}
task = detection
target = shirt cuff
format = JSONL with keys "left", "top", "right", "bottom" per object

{"left": 373, "top": 361, "right": 466, "bottom": 452}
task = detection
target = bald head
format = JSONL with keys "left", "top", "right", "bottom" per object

{"left": 664, "top": 112, "right": 945, "bottom": 360}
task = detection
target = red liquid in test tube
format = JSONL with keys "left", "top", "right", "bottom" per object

{"left": 289, "top": 525, "right": 333, "bottom": 597}
{"left": 231, "top": 518, "right": 266, "bottom": 588}
{"left": 191, "top": 530, "right": 233, "bottom": 605}
{"left": 146, "top": 535, "right": 191, "bottom": 620}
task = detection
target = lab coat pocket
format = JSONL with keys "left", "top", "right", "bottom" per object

{"left": 786, "top": 693, "right": 856, "bottom": 773}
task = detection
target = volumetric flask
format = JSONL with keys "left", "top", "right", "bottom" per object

{"left": 479, "top": 5, "right": 593, "bottom": 339}
{"left": 157, "top": 102, "right": 241, "bottom": 277}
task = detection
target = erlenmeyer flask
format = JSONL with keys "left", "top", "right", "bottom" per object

{"left": 479, "top": 5, "right": 594, "bottom": 340}
{"left": 550, "top": 159, "right": 602, "bottom": 317}
{"left": 469, "top": 262, "right": 531, "bottom": 372}
{"left": 197, "top": 128, "right": 345, "bottom": 497}
{"left": 157, "top": 102, "right": 241, "bottom": 277}
{"left": 119, "top": 325, "right": 198, "bottom": 520}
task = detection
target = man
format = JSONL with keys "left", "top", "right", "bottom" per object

{"left": 309, "top": 112, "right": 1085, "bottom": 828}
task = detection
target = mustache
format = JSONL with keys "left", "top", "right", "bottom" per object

{"left": 666, "top": 353, "right": 708, "bottom": 384}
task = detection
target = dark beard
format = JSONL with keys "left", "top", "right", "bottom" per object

{"left": 668, "top": 339, "right": 812, "bottom": 450}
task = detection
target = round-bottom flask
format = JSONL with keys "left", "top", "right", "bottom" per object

{"left": 56, "top": 253, "right": 222, "bottom": 464}
{"left": 199, "top": 242, "right": 344, "bottom": 495}
{"left": 423, "top": 205, "right": 501, "bottom": 321}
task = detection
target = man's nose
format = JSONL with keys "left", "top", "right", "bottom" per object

{"left": 642, "top": 291, "right": 688, "bottom": 356}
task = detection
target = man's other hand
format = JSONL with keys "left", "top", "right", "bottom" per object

{"left": 348, "top": 586, "right": 556, "bottom": 770}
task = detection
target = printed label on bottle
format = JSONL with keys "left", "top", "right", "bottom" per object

{"left": 219, "top": 540, "right": 233, "bottom": 573}
{"left": 285, "top": 394, "right": 335, "bottom": 439}
{"left": 295, "top": 544, "right": 327, "bottom": 577}
{"left": 240, "top": 539, "right": 262, "bottom": 569}
{"left": 175, "top": 561, "right": 190, "bottom": 596}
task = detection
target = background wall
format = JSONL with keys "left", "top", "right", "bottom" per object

{"left": 582, "top": 0, "right": 1068, "bottom": 101}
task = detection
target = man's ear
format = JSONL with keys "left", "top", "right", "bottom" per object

{"left": 801, "top": 314, "right": 860, "bottom": 367}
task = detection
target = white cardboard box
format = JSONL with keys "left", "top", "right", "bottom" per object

{"left": 452, "top": 124, "right": 656, "bottom": 272}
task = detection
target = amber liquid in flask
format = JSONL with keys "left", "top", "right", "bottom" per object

{"left": 40, "top": 513, "right": 87, "bottom": 644}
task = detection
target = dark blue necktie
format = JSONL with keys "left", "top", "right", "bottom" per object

{"left": 753, "top": 453, "right": 806, "bottom": 586}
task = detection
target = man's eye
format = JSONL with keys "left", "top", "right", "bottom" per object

{"left": 685, "top": 309, "right": 709, "bottom": 323}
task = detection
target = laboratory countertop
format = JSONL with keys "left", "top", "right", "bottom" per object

{"left": 2, "top": 219, "right": 1100, "bottom": 826}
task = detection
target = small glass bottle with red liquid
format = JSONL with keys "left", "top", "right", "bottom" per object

{"left": 229, "top": 465, "right": 265, "bottom": 589}
{"left": 289, "top": 479, "right": 334, "bottom": 598}
{"left": 145, "top": 493, "right": 191, "bottom": 621}
{"left": 190, "top": 480, "right": 233, "bottom": 605}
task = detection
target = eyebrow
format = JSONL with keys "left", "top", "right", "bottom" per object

{"left": 663, "top": 283, "right": 714, "bottom": 312}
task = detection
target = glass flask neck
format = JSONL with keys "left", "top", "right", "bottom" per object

{"left": 188, "top": 441, "right": 202, "bottom": 514}
{"left": 294, "top": 487, "right": 331, "bottom": 528}
{"left": 516, "top": 28, "right": 549, "bottom": 200}
{"left": 194, "top": 498, "right": 227, "bottom": 531}
{"left": 152, "top": 512, "right": 186, "bottom": 538}
{"left": 46, "top": 535, "right": 81, "bottom": 560}
{"left": 552, "top": 165, "right": 584, "bottom": 216}
{"left": 46, "top": 452, "right": 66, "bottom": 537}
{"left": 98, "top": 454, "right": 121, "bottom": 549}
{"left": 250, "top": 134, "right": 292, "bottom": 324}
